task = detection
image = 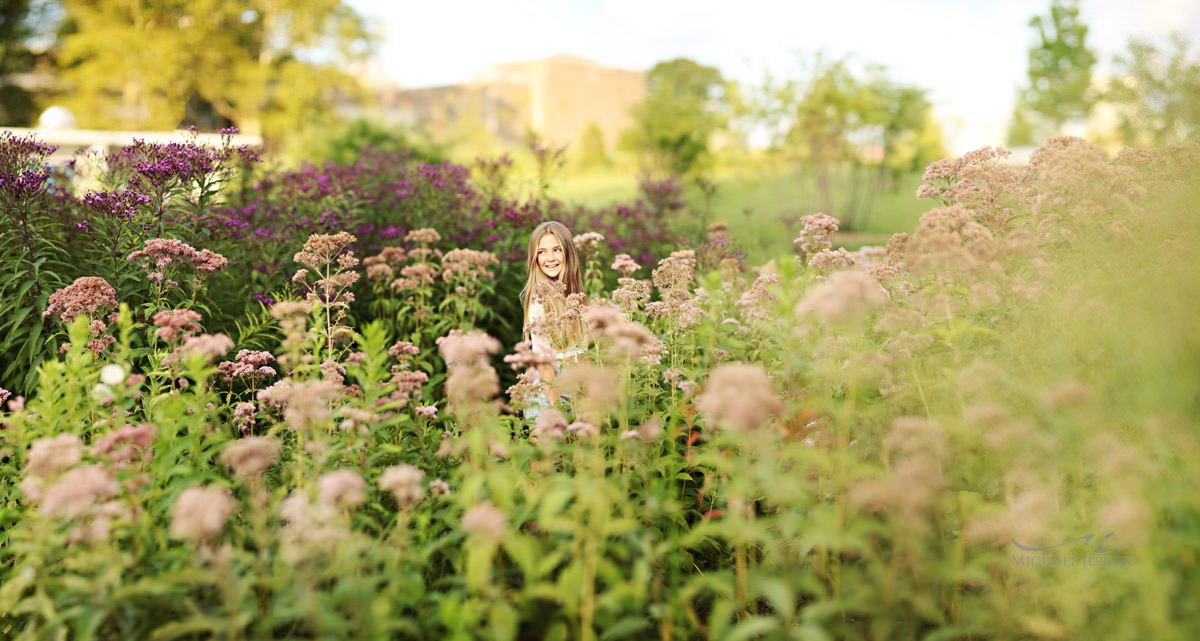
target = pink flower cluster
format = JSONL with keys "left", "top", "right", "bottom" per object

{"left": 217, "top": 349, "right": 277, "bottom": 384}
{"left": 43, "top": 277, "right": 117, "bottom": 323}
{"left": 128, "top": 238, "right": 228, "bottom": 285}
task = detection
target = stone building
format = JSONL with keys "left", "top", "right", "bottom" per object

{"left": 364, "top": 55, "right": 645, "bottom": 152}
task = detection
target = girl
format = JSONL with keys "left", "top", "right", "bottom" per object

{"left": 521, "top": 221, "right": 586, "bottom": 419}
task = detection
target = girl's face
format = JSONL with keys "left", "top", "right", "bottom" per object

{"left": 535, "top": 232, "right": 564, "bottom": 280}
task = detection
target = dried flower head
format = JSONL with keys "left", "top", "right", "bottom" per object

{"left": 24, "top": 434, "right": 84, "bottom": 478}
{"left": 794, "top": 270, "right": 889, "bottom": 323}
{"left": 43, "top": 277, "right": 117, "bottom": 323}
{"left": 695, "top": 364, "right": 783, "bottom": 431}
{"left": 462, "top": 501, "right": 506, "bottom": 541}
{"left": 379, "top": 465, "right": 425, "bottom": 506}
{"left": 171, "top": 485, "right": 237, "bottom": 542}
{"left": 611, "top": 253, "right": 641, "bottom": 276}
{"left": 532, "top": 408, "right": 569, "bottom": 443}
{"left": 317, "top": 469, "right": 366, "bottom": 509}
{"left": 220, "top": 436, "right": 281, "bottom": 479}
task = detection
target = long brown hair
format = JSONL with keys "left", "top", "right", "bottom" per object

{"left": 521, "top": 221, "right": 585, "bottom": 348}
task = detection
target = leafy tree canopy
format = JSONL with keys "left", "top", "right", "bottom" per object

{"left": 1009, "top": 0, "right": 1097, "bottom": 146}
{"left": 54, "top": 0, "right": 374, "bottom": 142}
{"left": 627, "top": 57, "right": 728, "bottom": 177}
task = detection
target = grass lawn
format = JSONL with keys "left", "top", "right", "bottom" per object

{"left": 551, "top": 166, "right": 930, "bottom": 265}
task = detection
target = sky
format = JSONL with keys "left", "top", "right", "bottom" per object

{"left": 348, "top": 0, "right": 1200, "bottom": 153}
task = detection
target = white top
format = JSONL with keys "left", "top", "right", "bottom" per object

{"left": 527, "top": 300, "right": 585, "bottom": 363}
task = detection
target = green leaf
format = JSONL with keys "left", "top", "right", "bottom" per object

{"left": 599, "top": 616, "right": 650, "bottom": 641}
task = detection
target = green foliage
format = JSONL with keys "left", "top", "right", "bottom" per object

{"left": 283, "top": 117, "right": 446, "bottom": 167}
{"left": 576, "top": 123, "right": 610, "bottom": 170}
{"left": 3, "top": 134, "right": 1199, "bottom": 641}
{"left": 55, "top": 0, "right": 374, "bottom": 141}
{"left": 1009, "top": 0, "right": 1097, "bottom": 146}
{"left": 1105, "top": 34, "right": 1200, "bottom": 146}
{"left": 627, "top": 58, "right": 728, "bottom": 178}
{"left": 751, "top": 52, "right": 944, "bottom": 231}
{"left": 0, "top": 0, "right": 48, "bottom": 126}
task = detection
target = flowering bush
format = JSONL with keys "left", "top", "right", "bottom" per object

{"left": 0, "top": 137, "right": 1196, "bottom": 641}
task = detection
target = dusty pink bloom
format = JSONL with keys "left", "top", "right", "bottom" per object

{"left": 320, "top": 359, "right": 346, "bottom": 385}
{"left": 258, "top": 379, "right": 341, "bottom": 430}
{"left": 24, "top": 434, "right": 84, "bottom": 478}
{"left": 794, "top": 270, "right": 889, "bottom": 323}
{"left": 233, "top": 401, "right": 257, "bottom": 433}
{"left": 445, "top": 366, "right": 500, "bottom": 409}
{"left": 695, "top": 364, "right": 783, "bottom": 431}
{"left": 337, "top": 407, "right": 377, "bottom": 433}
{"left": 127, "top": 238, "right": 198, "bottom": 270}
{"left": 269, "top": 300, "right": 313, "bottom": 320}
{"left": 40, "top": 465, "right": 120, "bottom": 520}
{"left": 611, "top": 253, "right": 641, "bottom": 276}
{"left": 462, "top": 501, "right": 506, "bottom": 541}
{"left": 437, "top": 330, "right": 502, "bottom": 368}
{"left": 651, "top": 250, "right": 696, "bottom": 291}
{"left": 8, "top": 395, "right": 25, "bottom": 412}
{"left": 379, "top": 465, "right": 425, "bottom": 506}
{"left": 573, "top": 232, "right": 605, "bottom": 257}
{"left": 42, "top": 277, "right": 117, "bottom": 322}
{"left": 1043, "top": 378, "right": 1093, "bottom": 410}
{"left": 414, "top": 405, "right": 438, "bottom": 418}
{"left": 503, "top": 340, "right": 554, "bottom": 374}
{"left": 388, "top": 341, "right": 420, "bottom": 362}
{"left": 405, "top": 228, "right": 441, "bottom": 244}
{"left": 0, "top": 387, "right": 10, "bottom": 407}
{"left": 620, "top": 418, "right": 663, "bottom": 442}
{"left": 612, "top": 278, "right": 651, "bottom": 312}
{"left": 567, "top": 421, "right": 598, "bottom": 438}
{"left": 438, "top": 330, "right": 502, "bottom": 411}
{"left": 736, "top": 273, "right": 780, "bottom": 323}
{"left": 171, "top": 485, "right": 237, "bottom": 542}
{"left": 192, "top": 249, "right": 228, "bottom": 274}
{"left": 164, "top": 333, "right": 233, "bottom": 365}
{"left": 152, "top": 309, "right": 203, "bottom": 343}
{"left": 293, "top": 232, "right": 357, "bottom": 268}
{"left": 849, "top": 455, "right": 944, "bottom": 534}
{"left": 559, "top": 363, "right": 622, "bottom": 424}
{"left": 386, "top": 369, "right": 430, "bottom": 408}
{"left": 317, "top": 469, "right": 366, "bottom": 508}
{"left": 429, "top": 478, "right": 452, "bottom": 498}
{"left": 604, "top": 321, "right": 664, "bottom": 362}
{"left": 793, "top": 213, "right": 840, "bottom": 257}
{"left": 532, "top": 408, "right": 568, "bottom": 443}
{"left": 441, "top": 248, "right": 499, "bottom": 282}
{"left": 92, "top": 423, "right": 155, "bottom": 464}
{"left": 277, "top": 489, "right": 347, "bottom": 562}
{"left": 963, "top": 489, "right": 1058, "bottom": 547}
{"left": 807, "top": 248, "right": 856, "bottom": 272}
{"left": 217, "top": 349, "right": 277, "bottom": 383}
{"left": 220, "top": 436, "right": 280, "bottom": 479}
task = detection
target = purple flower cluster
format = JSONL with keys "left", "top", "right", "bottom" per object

{"left": 0, "top": 132, "right": 57, "bottom": 200}
{"left": 81, "top": 189, "right": 153, "bottom": 220}
{"left": 638, "top": 174, "right": 685, "bottom": 215}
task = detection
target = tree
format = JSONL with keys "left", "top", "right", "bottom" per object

{"left": 1009, "top": 0, "right": 1097, "bottom": 146}
{"left": 55, "top": 0, "right": 373, "bottom": 141}
{"left": 627, "top": 58, "right": 727, "bottom": 177}
{"left": 752, "top": 52, "right": 943, "bottom": 230}
{"left": 1106, "top": 34, "right": 1200, "bottom": 146}
{"left": 576, "top": 122, "right": 609, "bottom": 169}
{"left": 0, "top": 0, "right": 52, "bottom": 125}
